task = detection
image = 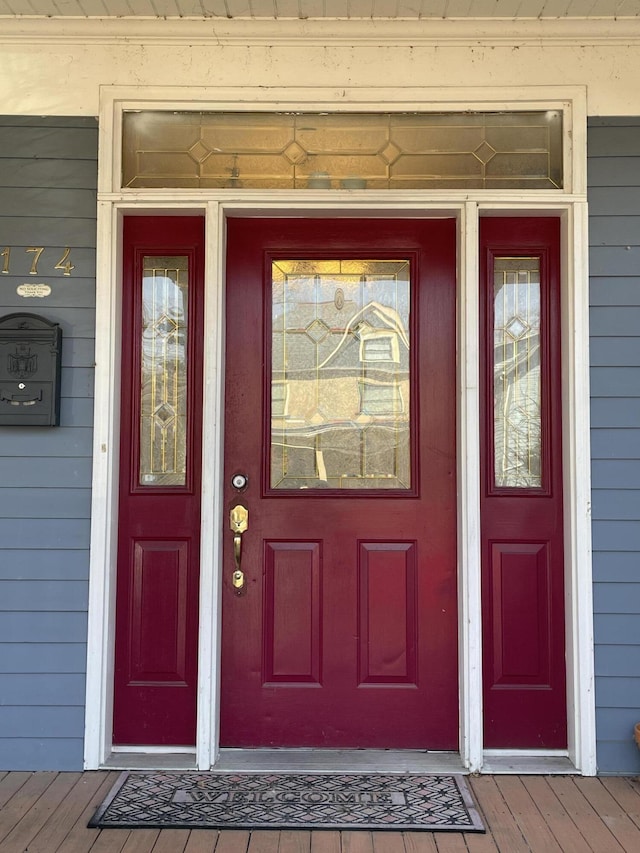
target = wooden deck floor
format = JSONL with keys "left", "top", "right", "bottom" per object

{"left": 2, "top": 771, "right": 640, "bottom": 852}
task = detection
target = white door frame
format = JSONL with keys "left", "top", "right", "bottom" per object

{"left": 84, "top": 85, "right": 596, "bottom": 775}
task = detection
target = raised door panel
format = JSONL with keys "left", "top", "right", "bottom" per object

{"left": 263, "top": 541, "right": 322, "bottom": 685}
{"left": 358, "top": 541, "right": 417, "bottom": 685}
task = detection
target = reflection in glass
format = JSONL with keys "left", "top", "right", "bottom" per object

{"left": 270, "top": 260, "right": 411, "bottom": 490}
{"left": 493, "top": 257, "right": 542, "bottom": 488}
{"left": 139, "top": 256, "right": 189, "bottom": 487}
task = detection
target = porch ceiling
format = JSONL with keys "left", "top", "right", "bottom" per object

{"left": 1, "top": 0, "right": 638, "bottom": 21}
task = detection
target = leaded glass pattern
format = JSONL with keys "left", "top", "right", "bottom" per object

{"left": 139, "top": 256, "right": 189, "bottom": 487}
{"left": 270, "top": 259, "right": 411, "bottom": 490}
{"left": 493, "top": 257, "right": 542, "bottom": 489}
{"left": 122, "top": 111, "right": 563, "bottom": 190}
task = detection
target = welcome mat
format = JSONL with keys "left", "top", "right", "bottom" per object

{"left": 89, "top": 771, "right": 485, "bottom": 832}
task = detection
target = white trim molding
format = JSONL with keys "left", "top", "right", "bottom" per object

{"left": 84, "top": 85, "right": 595, "bottom": 775}
{"left": 4, "top": 18, "right": 640, "bottom": 47}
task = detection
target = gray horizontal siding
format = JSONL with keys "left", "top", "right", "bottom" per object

{"left": 591, "top": 247, "right": 640, "bottom": 277}
{"left": 0, "top": 707, "right": 86, "bottom": 738}
{"left": 0, "top": 217, "right": 97, "bottom": 247}
{"left": 591, "top": 489, "right": 640, "bottom": 517}
{"left": 596, "top": 645, "right": 640, "bottom": 677}
{"left": 590, "top": 432, "right": 640, "bottom": 460}
{"left": 0, "top": 580, "right": 88, "bottom": 611}
{"left": 0, "top": 458, "right": 93, "bottom": 488}
{"left": 592, "top": 524, "right": 640, "bottom": 556}
{"left": 594, "top": 552, "right": 640, "bottom": 583}
{"left": 0, "top": 428, "right": 93, "bottom": 457}
{"left": 590, "top": 337, "right": 640, "bottom": 367}
{"left": 588, "top": 122, "right": 640, "bottom": 154}
{"left": 590, "top": 306, "right": 640, "bottom": 336}
{"left": 0, "top": 519, "right": 91, "bottom": 551}
{"left": 0, "top": 549, "right": 91, "bottom": 580}
{"left": 590, "top": 277, "right": 640, "bottom": 306}
{"left": 0, "top": 612, "right": 87, "bottom": 643}
{"left": 0, "top": 187, "right": 98, "bottom": 219}
{"left": 0, "top": 159, "right": 97, "bottom": 190}
{"left": 0, "top": 674, "right": 86, "bottom": 705}
{"left": 589, "top": 117, "right": 640, "bottom": 775}
{"left": 0, "top": 307, "right": 97, "bottom": 338}
{"left": 588, "top": 159, "right": 640, "bottom": 187}
{"left": 0, "top": 645, "right": 86, "bottom": 674}
{"left": 587, "top": 187, "right": 640, "bottom": 216}
{"left": 0, "top": 117, "right": 97, "bottom": 771}
{"left": 0, "top": 738, "right": 84, "bottom": 772}
{"left": 594, "top": 580, "right": 640, "bottom": 611}
{"left": 591, "top": 367, "right": 640, "bottom": 396}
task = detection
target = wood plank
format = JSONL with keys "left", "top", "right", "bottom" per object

{"left": 120, "top": 828, "right": 161, "bottom": 852}
{"left": 467, "top": 777, "right": 529, "bottom": 852}
{"left": 494, "top": 775, "right": 564, "bottom": 852}
{"left": 601, "top": 776, "right": 640, "bottom": 829}
{"left": 0, "top": 771, "right": 82, "bottom": 851}
{"left": 342, "top": 830, "right": 375, "bottom": 853}
{"left": 519, "top": 775, "right": 592, "bottom": 853}
{"left": 372, "top": 830, "right": 405, "bottom": 852}
{"left": 151, "top": 828, "right": 191, "bottom": 852}
{"left": 184, "top": 830, "right": 221, "bottom": 853}
{"left": 0, "top": 771, "right": 57, "bottom": 844}
{"left": 247, "top": 829, "right": 280, "bottom": 852}
{"left": 51, "top": 771, "right": 124, "bottom": 853}
{"left": 547, "top": 777, "right": 625, "bottom": 852}
{"left": 279, "top": 829, "right": 312, "bottom": 852}
{"left": 403, "top": 831, "right": 438, "bottom": 852}
{"left": 214, "top": 830, "right": 251, "bottom": 852}
{"left": 463, "top": 827, "right": 500, "bottom": 852}
{"left": 433, "top": 833, "right": 468, "bottom": 851}
{"left": 87, "top": 829, "right": 132, "bottom": 853}
{"left": 26, "top": 771, "right": 112, "bottom": 852}
{"left": 0, "top": 771, "right": 31, "bottom": 809}
{"left": 574, "top": 777, "right": 640, "bottom": 851}
{"left": 311, "top": 829, "right": 342, "bottom": 853}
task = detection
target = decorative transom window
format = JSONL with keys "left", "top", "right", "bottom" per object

{"left": 121, "top": 110, "right": 563, "bottom": 190}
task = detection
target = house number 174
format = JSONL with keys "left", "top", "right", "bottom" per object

{"left": 1, "top": 246, "right": 75, "bottom": 276}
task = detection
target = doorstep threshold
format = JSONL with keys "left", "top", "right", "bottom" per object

{"left": 101, "top": 748, "right": 577, "bottom": 774}
{"left": 103, "top": 751, "right": 197, "bottom": 770}
{"left": 481, "top": 752, "right": 578, "bottom": 775}
{"left": 213, "top": 749, "right": 466, "bottom": 774}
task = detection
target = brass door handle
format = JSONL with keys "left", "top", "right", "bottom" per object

{"left": 230, "top": 504, "right": 248, "bottom": 593}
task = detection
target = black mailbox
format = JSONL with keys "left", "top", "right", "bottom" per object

{"left": 0, "top": 313, "right": 62, "bottom": 426}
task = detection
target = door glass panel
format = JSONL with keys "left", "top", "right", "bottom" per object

{"left": 139, "top": 255, "right": 189, "bottom": 487}
{"left": 270, "top": 259, "right": 411, "bottom": 491}
{"left": 493, "top": 257, "right": 542, "bottom": 488}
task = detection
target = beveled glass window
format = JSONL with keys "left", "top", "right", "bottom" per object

{"left": 122, "top": 110, "right": 563, "bottom": 190}
{"left": 270, "top": 259, "right": 411, "bottom": 490}
{"left": 139, "top": 256, "right": 189, "bottom": 487}
{"left": 493, "top": 257, "right": 542, "bottom": 489}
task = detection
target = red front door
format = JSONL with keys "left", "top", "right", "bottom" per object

{"left": 221, "top": 218, "right": 458, "bottom": 749}
{"left": 113, "top": 217, "right": 204, "bottom": 745}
